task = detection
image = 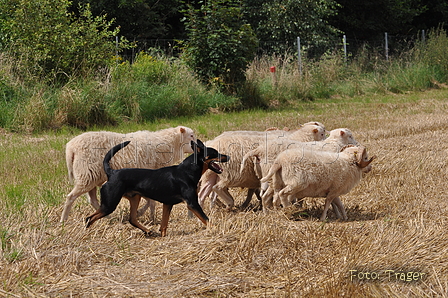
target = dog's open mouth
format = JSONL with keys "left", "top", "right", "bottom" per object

{"left": 208, "top": 160, "right": 223, "bottom": 174}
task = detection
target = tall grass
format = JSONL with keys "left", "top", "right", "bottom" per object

{"left": 1, "top": 29, "right": 448, "bottom": 132}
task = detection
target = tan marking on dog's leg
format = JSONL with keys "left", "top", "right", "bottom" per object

{"left": 187, "top": 206, "right": 209, "bottom": 226}
{"left": 128, "top": 196, "right": 151, "bottom": 235}
{"left": 160, "top": 204, "right": 173, "bottom": 237}
{"left": 85, "top": 210, "right": 106, "bottom": 228}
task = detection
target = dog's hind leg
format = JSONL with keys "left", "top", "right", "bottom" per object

{"left": 85, "top": 184, "right": 123, "bottom": 228}
{"left": 160, "top": 204, "right": 173, "bottom": 237}
{"left": 128, "top": 195, "right": 152, "bottom": 236}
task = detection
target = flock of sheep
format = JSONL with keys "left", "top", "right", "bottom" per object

{"left": 61, "top": 123, "right": 375, "bottom": 225}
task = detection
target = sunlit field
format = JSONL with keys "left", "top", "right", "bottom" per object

{"left": 1, "top": 89, "right": 448, "bottom": 297}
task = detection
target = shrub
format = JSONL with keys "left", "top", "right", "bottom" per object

{"left": 181, "top": 0, "right": 258, "bottom": 94}
{"left": 0, "top": 0, "right": 127, "bottom": 84}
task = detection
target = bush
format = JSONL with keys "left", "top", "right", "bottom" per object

{"left": 181, "top": 0, "right": 258, "bottom": 94}
{"left": 0, "top": 0, "right": 127, "bottom": 84}
{"left": 108, "top": 52, "right": 241, "bottom": 121}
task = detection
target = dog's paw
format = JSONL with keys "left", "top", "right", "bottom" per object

{"left": 143, "top": 231, "right": 155, "bottom": 238}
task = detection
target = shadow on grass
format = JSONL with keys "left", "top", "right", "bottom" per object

{"left": 287, "top": 204, "right": 385, "bottom": 222}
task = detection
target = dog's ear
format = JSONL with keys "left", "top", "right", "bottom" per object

{"left": 191, "top": 139, "right": 205, "bottom": 153}
{"left": 190, "top": 140, "right": 198, "bottom": 152}
{"left": 196, "top": 139, "right": 205, "bottom": 149}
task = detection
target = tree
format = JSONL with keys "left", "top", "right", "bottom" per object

{"left": 0, "top": 0, "right": 127, "bottom": 83}
{"left": 181, "top": 0, "right": 258, "bottom": 93}
{"left": 70, "top": 0, "right": 185, "bottom": 40}
{"left": 243, "top": 0, "right": 341, "bottom": 55}
{"left": 329, "top": 0, "right": 427, "bottom": 40}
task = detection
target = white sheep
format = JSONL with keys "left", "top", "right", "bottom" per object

{"left": 260, "top": 145, "right": 376, "bottom": 221}
{"left": 198, "top": 123, "right": 327, "bottom": 210}
{"left": 240, "top": 128, "right": 359, "bottom": 212}
{"left": 61, "top": 126, "right": 196, "bottom": 222}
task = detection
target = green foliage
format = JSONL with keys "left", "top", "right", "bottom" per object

{"left": 422, "top": 27, "right": 448, "bottom": 82}
{"left": 70, "top": 0, "right": 184, "bottom": 40}
{"left": 2, "top": 29, "right": 448, "bottom": 131}
{"left": 181, "top": 0, "right": 258, "bottom": 94}
{"left": 244, "top": 0, "right": 341, "bottom": 55}
{"left": 0, "top": 0, "right": 127, "bottom": 83}
{"left": 110, "top": 52, "right": 241, "bottom": 121}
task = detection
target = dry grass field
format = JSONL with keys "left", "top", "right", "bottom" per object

{"left": 1, "top": 90, "right": 448, "bottom": 297}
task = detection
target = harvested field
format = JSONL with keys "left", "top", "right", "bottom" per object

{"left": 1, "top": 91, "right": 448, "bottom": 297}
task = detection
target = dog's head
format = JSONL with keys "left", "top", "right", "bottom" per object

{"left": 191, "top": 139, "right": 230, "bottom": 174}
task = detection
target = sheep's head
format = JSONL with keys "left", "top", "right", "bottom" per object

{"left": 180, "top": 126, "right": 197, "bottom": 153}
{"left": 329, "top": 128, "right": 359, "bottom": 146}
{"left": 302, "top": 121, "right": 326, "bottom": 132}
{"left": 301, "top": 124, "right": 326, "bottom": 141}
{"left": 342, "top": 145, "right": 376, "bottom": 173}
{"left": 354, "top": 146, "right": 376, "bottom": 172}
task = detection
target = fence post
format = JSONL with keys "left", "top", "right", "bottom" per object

{"left": 422, "top": 29, "right": 426, "bottom": 43}
{"left": 385, "top": 32, "right": 389, "bottom": 61}
{"left": 297, "top": 36, "right": 302, "bottom": 76}
{"left": 343, "top": 35, "right": 347, "bottom": 64}
{"left": 116, "top": 36, "right": 119, "bottom": 65}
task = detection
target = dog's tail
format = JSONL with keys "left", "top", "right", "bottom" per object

{"left": 103, "top": 141, "right": 131, "bottom": 179}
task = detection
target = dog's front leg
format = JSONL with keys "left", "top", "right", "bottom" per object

{"left": 186, "top": 200, "right": 209, "bottom": 226}
{"left": 160, "top": 204, "right": 173, "bottom": 237}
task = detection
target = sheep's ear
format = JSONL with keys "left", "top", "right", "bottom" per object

{"left": 340, "top": 130, "right": 345, "bottom": 136}
{"left": 313, "top": 128, "right": 318, "bottom": 133}
{"left": 180, "top": 127, "right": 186, "bottom": 133}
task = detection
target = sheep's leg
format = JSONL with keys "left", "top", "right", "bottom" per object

{"left": 187, "top": 173, "right": 218, "bottom": 218}
{"left": 87, "top": 188, "right": 100, "bottom": 210}
{"left": 320, "top": 197, "right": 335, "bottom": 221}
{"left": 212, "top": 185, "right": 235, "bottom": 209}
{"left": 240, "top": 188, "right": 256, "bottom": 210}
{"left": 277, "top": 185, "right": 294, "bottom": 209}
{"left": 209, "top": 191, "right": 218, "bottom": 209}
{"left": 198, "top": 174, "right": 218, "bottom": 207}
{"left": 260, "top": 182, "right": 269, "bottom": 197}
{"left": 137, "top": 198, "right": 156, "bottom": 223}
{"left": 332, "top": 197, "right": 347, "bottom": 220}
{"left": 61, "top": 186, "right": 91, "bottom": 222}
{"left": 331, "top": 201, "right": 342, "bottom": 219}
{"left": 261, "top": 186, "right": 274, "bottom": 211}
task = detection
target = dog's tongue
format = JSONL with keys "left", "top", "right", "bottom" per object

{"left": 209, "top": 161, "right": 223, "bottom": 173}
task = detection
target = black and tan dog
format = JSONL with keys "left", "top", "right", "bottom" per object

{"left": 86, "top": 139, "right": 229, "bottom": 237}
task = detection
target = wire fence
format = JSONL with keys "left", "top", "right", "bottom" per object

{"left": 120, "top": 32, "right": 425, "bottom": 63}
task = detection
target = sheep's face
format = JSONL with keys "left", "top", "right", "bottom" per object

{"left": 180, "top": 127, "right": 197, "bottom": 153}
{"left": 330, "top": 128, "right": 359, "bottom": 146}
{"left": 302, "top": 121, "right": 326, "bottom": 132}
{"left": 302, "top": 124, "right": 326, "bottom": 141}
